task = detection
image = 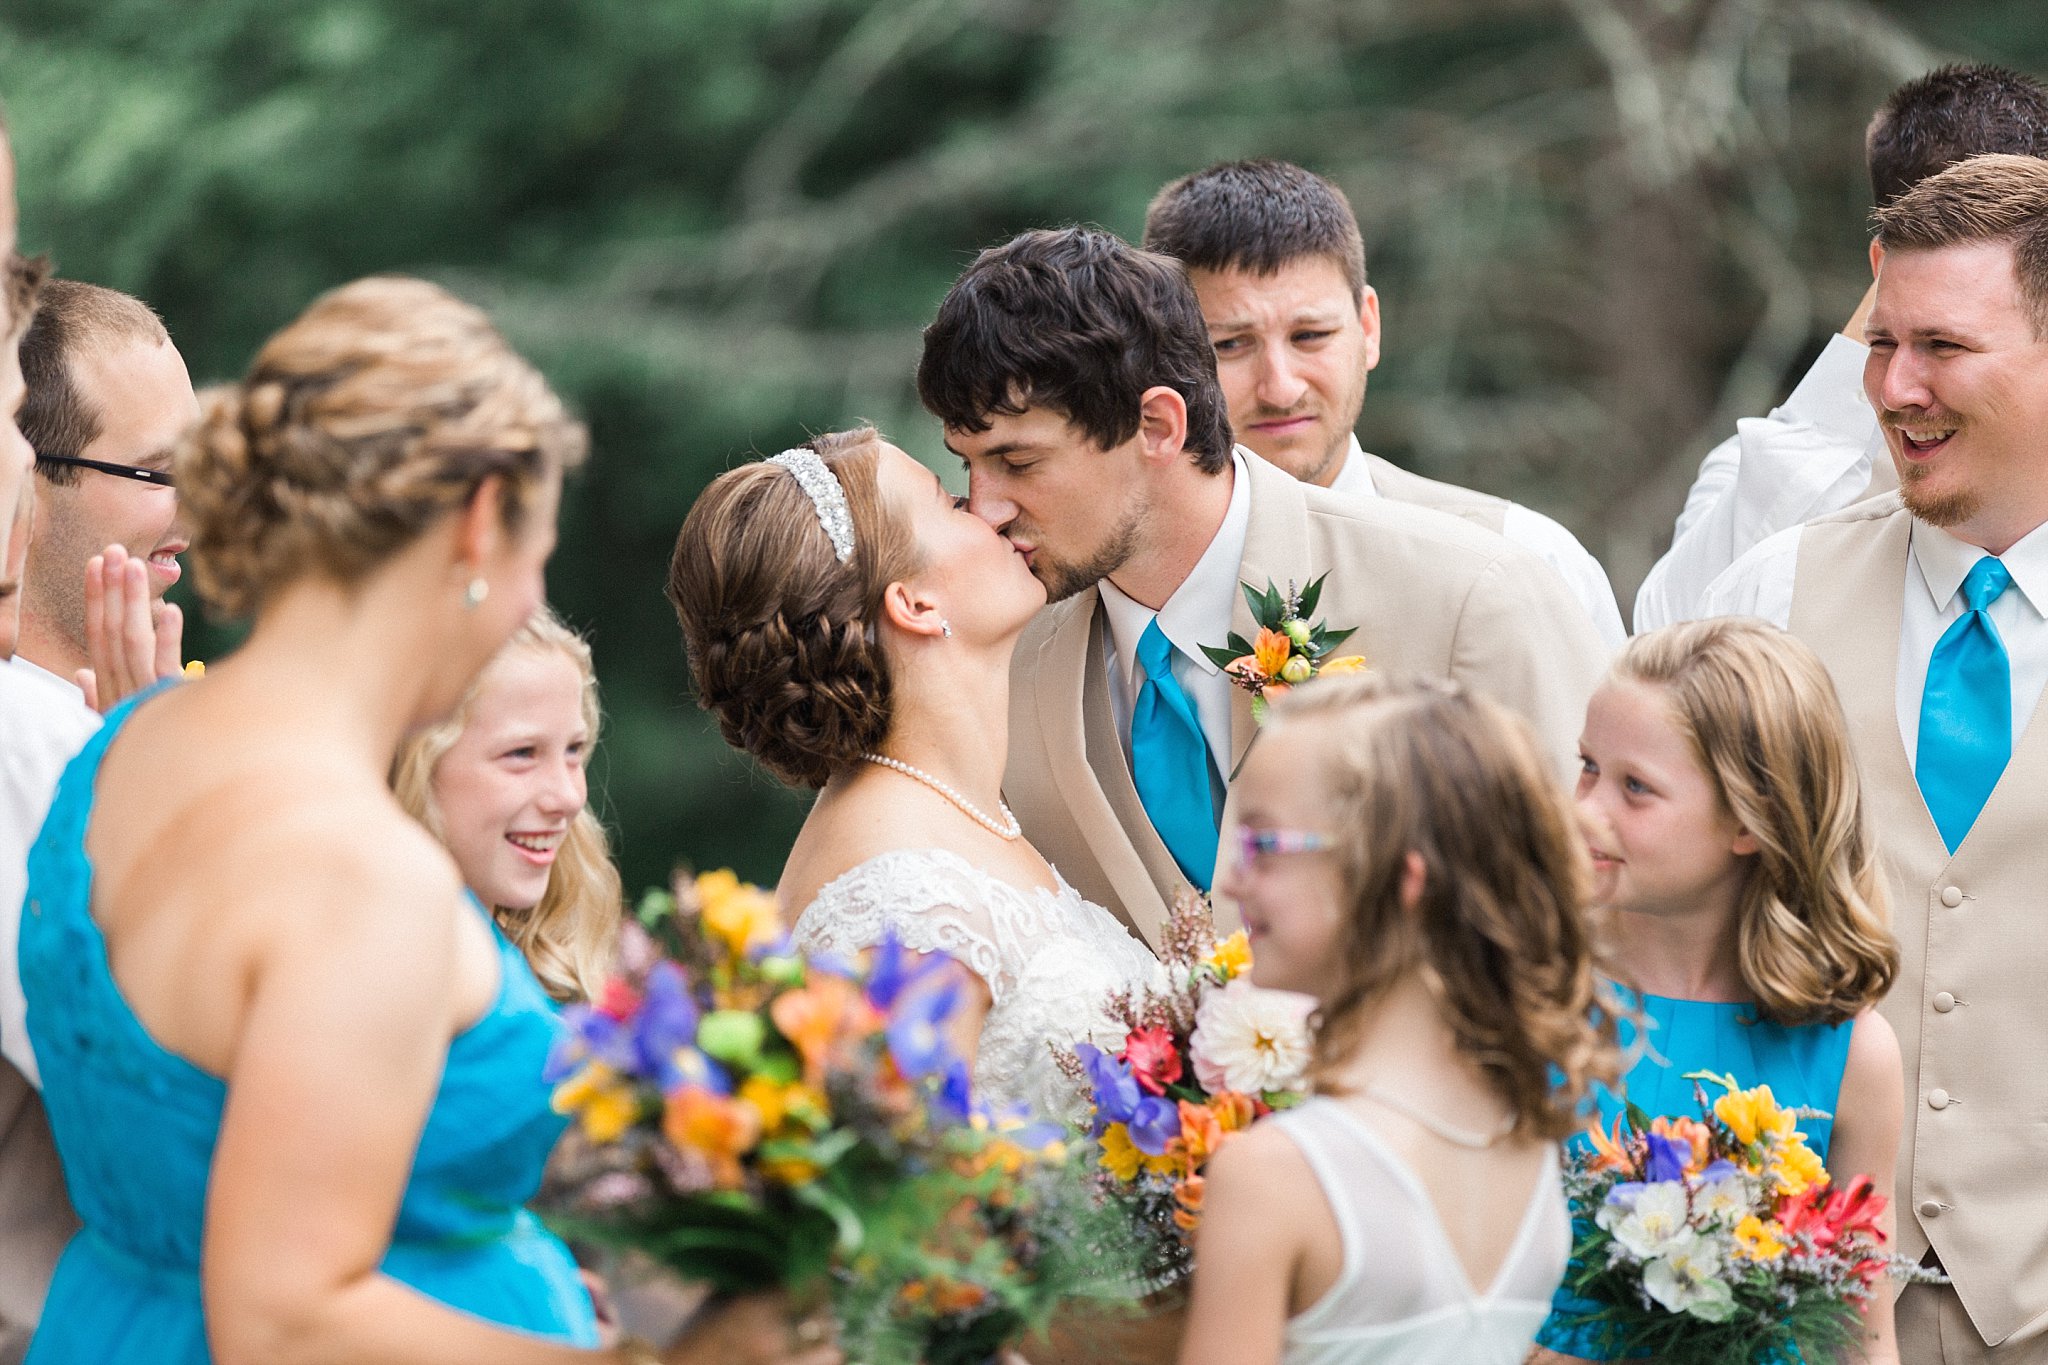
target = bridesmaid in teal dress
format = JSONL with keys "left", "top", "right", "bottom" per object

{"left": 16, "top": 278, "right": 832, "bottom": 1365}
{"left": 1533, "top": 619, "right": 1905, "bottom": 1364}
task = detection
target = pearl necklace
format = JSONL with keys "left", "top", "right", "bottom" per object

{"left": 1362, "top": 1084, "right": 1515, "bottom": 1150}
{"left": 859, "top": 753, "right": 1021, "bottom": 841}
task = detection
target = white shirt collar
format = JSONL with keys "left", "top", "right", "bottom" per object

{"left": 1327, "top": 432, "right": 1378, "bottom": 499}
{"left": 1910, "top": 517, "right": 2048, "bottom": 621}
{"left": 5, "top": 653, "right": 85, "bottom": 698}
{"left": 1099, "top": 448, "right": 1254, "bottom": 684}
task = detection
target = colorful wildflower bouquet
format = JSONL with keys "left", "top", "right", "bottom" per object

{"left": 1557, "top": 1071, "right": 1937, "bottom": 1364}
{"left": 1061, "top": 891, "right": 1312, "bottom": 1286}
{"left": 541, "top": 870, "right": 1132, "bottom": 1365}
{"left": 1200, "top": 574, "right": 1365, "bottom": 723}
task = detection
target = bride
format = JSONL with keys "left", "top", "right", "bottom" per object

{"left": 668, "top": 426, "right": 1163, "bottom": 1120}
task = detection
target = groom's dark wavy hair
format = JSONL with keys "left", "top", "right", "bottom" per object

{"left": 916, "top": 226, "right": 1234, "bottom": 475}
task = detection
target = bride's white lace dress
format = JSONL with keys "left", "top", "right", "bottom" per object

{"left": 791, "top": 848, "right": 1167, "bottom": 1121}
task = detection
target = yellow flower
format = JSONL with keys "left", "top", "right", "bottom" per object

{"left": 1713, "top": 1083, "right": 1796, "bottom": 1148}
{"left": 1097, "top": 1123, "right": 1178, "bottom": 1181}
{"left": 182, "top": 659, "right": 206, "bottom": 678}
{"left": 1316, "top": 653, "right": 1368, "bottom": 677}
{"left": 737, "top": 1075, "right": 826, "bottom": 1133}
{"left": 697, "top": 871, "right": 783, "bottom": 959}
{"left": 1732, "top": 1214, "right": 1788, "bottom": 1262}
{"left": 1206, "top": 931, "right": 1252, "bottom": 981}
{"left": 1253, "top": 628, "right": 1294, "bottom": 680}
{"left": 1769, "top": 1137, "right": 1830, "bottom": 1199}
{"left": 550, "top": 1062, "right": 641, "bottom": 1144}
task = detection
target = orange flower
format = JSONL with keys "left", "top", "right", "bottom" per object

{"left": 1649, "top": 1115, "right": 1714, "bottom": 1175}
{"left": 1585, "top": 1114, "right": 1633, "bottom": 1174}
{"left": 769, "top": 974, "right": 867, "bottom": 1084}
{"left": 1253, "top": 628, "right": 1293, "bottom": 679}
{"left": 1173, "top": 1172, "right": 1207, "bottom": 1231}
{"left": 1208, "top": 1090, "right": 1258, "bottom": 1135}
{"left": 663, "top": 1085, "right": 763, "bottom": 1188}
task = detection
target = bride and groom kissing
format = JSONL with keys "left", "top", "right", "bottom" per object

{"left": 668, "top": 222, "right": 1610, "bottom": 1121}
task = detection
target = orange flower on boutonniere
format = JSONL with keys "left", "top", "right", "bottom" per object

{"left": 1201, "top": 575, "right": 1364, "bottom": 722}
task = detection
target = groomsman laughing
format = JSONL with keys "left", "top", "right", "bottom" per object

{"left": 1701, "top": 153, "right": 2048, "bottom": 1364}
{"left": 915, "top": 225, "right": 1607, "bottom": 948}
{"left": 1143, "top": 159, "right": 1626, "bottom": 649}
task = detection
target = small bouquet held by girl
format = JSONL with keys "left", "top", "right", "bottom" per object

{"left": 539, "top": 869, "right": 1131, "bottom": 1365}
{"left": 1558, "top": 1073, "right": 1937, "bottom": 1364}
{"left": 1062, "top": 888, "right": 1313, "bottom": 1286}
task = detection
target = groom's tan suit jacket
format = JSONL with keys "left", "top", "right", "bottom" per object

{"left": 1789, "top": 494, "right": 2048, "bottom": 1349}
{"left": 1004, "top": 451, "right": 1610, "bottom": 950}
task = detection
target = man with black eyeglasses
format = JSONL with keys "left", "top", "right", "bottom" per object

{"left": 17, "top": 279, "right": 196, "bottom": 697}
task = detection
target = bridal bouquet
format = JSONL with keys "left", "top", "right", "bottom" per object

{"left": 1201, "top": 574, "right": 1364, "bottom": 723}
{"left": 1061, "top": 890, "right": 1312, "bottom": 1286}
{"left": 540, "top": 869, "right": 1131, "bottom": 1365}
{"left": 1555, "top": 1071, "right": 1937, "bottom": 1363}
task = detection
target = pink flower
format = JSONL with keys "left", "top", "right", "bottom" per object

{"left": 1121, "top": 1026, "right": 1184, "bottom": 1096}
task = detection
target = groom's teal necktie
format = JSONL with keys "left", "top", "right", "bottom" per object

{"left": 1132, "top": 619, "right": 1219, "bottom": 891}
{"left": 1918, "top": 555, "right": 2015, "bottom": 853}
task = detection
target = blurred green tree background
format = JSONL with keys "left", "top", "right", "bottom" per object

{"left": 5, "top": 0, "right": 2044, "bottom": 891}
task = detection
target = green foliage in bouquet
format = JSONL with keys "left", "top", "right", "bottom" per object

{"left": 538, "top": 870, "right": 1140, "bottom": 1364}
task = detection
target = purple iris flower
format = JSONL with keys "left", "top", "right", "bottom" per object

{"left": 1076, "top": 1043, "right": 1141, "bottom": 1133}
{"left": 932, "top": 1057, "right": 976, "bottom": 1126}
{"left": 1603, "top": 1181, "right": 1647, "bottom": 1210}
{"left": 886, "top": 978, "right": 962, "bottom": 1080}
{"left": 1645, "top": 1131, "right": 1690, "bottom": 1184}
{"left": 1126, "top": 1095, "right": 1182, "bottom": 1156}
{"left": 633, "top": 963, "right": 701, "bottom": 1088}
{"left": 864, "top": 932, "right": 946, "bottom": 1011}
{"left": 1697, "top": 1158, "right": 1741, "bottom": 1185}
{"left": 545, "top": 1006, "right": 638, "bottom": 1082}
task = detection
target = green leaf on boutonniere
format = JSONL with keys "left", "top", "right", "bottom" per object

{"left": 1201, "top": 643, "right": 1243, "bottom": 670}
{"left": 1296, "top": 572, "right": 1328, "bottom": 620}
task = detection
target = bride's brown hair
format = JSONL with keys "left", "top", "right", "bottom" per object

{"left": 1266, "top": 673, "right": 1622, "bottom": 1141}
{"left": 668, "top": 427, "right": 922, "bottom": 788}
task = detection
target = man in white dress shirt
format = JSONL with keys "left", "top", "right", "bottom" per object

{"left": 0, "top": 280, "right": 192, "bottom": 1360}
{"left": 1701, "top": 153, "right": 2048, "bottom": 1362}
{"left": 1637, "top": 64, "right": 2048, "bottom": 634}
{"left": 1142, "top": 158, "right": 1626, "bottom": 649}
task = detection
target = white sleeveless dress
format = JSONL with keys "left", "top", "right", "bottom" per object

{"left": 790, "top": 848, "right": 1167, "bottom": 1122}
{"left": 1269, "top": 1097, "right": 1571, "bottom": 1365}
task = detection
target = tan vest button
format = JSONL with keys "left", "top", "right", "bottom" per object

{"left": 1933, "top": 991, "right": 1956, "bottom": 1013}
{"left": 1929, "top": 1088, "right": 1951, "bottom": 1110}
{"left": 1941, "top": 886, "right": 1964, "bottom": 908}
{"left": 1917, "top": 1199, "right": 1943, "bottom": 1220}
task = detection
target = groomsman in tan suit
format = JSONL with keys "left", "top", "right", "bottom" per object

{"left": 1700, "top": 154, "right": 2048, "bottom": 1362}
{"left": 915, "top": 226, "right": 1608, "bottom": 948}
{"left": 1141, "top": 159, "right": 1626, "bottom": 650}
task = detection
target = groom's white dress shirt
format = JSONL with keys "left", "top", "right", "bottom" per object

{"left": 1, "top": 656, "right": 99, "bottom": 1088}
{"left": 1097, "top": 448, "right": 1251, "bottom": 819}
{"left": 1328, "top": 434, "right": 1626, "bottom": 650}
{"left": 1635, "top": 334, "right": 1885, "bottom": 635}
{"left": 1698, "top": 516, "right": 2048, "bottom": 771}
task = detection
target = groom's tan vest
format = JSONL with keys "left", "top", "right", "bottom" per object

{"left": 1790, "top": 494, "right": 2048, "bottom": 1348}
{"left": 1003, "top": 451, "right": 1608, "bottom": 950}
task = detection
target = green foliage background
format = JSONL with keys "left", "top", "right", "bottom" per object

{"left": 5, "top": 0, "right": 2045, "bottom": 890}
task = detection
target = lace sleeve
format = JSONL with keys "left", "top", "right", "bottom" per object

{"left": 791, "top": 850, "right": 1019, "bottom": 1002}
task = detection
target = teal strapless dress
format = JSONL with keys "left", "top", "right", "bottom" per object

{"left": 18, "top": 689, "right": 599, "bottom": 1362}
{"left": 1535, "top": 988, "right": 1855, "bottom": 1358}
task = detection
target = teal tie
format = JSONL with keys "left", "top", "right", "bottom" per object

{"left": 1132, "top": 619, "right": 1219, "bottom": 890}
{"left": 1918, "top": 556, "right": 2014, "bottom": 853}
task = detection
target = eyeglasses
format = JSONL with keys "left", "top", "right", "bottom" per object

{"left": 1231, "top": 827, "right": 1334, "bottom": 869}
{"left": 36, "top": 454, "right": 176, "bottom": 488}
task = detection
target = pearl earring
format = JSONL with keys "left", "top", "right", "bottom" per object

{"left": 940, "top": 620, "right": 954, "bottom": 638}
{"left": 463, "top": 577, "right": 490, "bottom": 610}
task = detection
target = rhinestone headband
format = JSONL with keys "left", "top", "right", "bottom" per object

{"left": 766, "top": 447, "right": 855, "bottom": 563}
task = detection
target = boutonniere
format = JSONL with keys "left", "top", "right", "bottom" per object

{"left": 1200, "top": 574, "right": 1365, "bottom": 723}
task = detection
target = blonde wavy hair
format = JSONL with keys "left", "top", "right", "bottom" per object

{"left": 1614, "top": 620, "right": 1897, "bottom": 1027}
{"left": 1265, "top": 673, "right": 1622, "bottom": 1142}
{"left": 392, "top": 607, "right": 621, "bottom": 1002}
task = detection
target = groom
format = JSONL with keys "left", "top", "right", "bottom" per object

{"left": 916, "top": 226, "right": 1608, "bottom": 947}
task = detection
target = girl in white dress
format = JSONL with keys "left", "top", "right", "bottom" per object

{"left": 1181, "top": 674, "right": 1620, "bottom": 1365}
{"left": 668, "top": 427, "right": 1163, "bottom": 1122}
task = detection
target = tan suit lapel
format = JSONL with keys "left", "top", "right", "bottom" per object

{"left": 1229, "top": 457, "right": 1317, "bottom": 771}
{"left": 1033, "top": 592, "right": 1178, "bottom": 947}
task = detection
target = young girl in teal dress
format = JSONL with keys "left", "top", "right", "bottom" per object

{"left": 1533, "top": 617, "right": 1905, "bottom": 1364}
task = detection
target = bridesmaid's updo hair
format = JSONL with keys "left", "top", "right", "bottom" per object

{"left": 668, "top": 427, "right": 920, "bottom": 789}
{"left": 177, "top": 276, "right": 587, "bottom": 618}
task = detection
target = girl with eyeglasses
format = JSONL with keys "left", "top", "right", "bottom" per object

{"left": 1181, "top": 672, "right": 1619, "bottom": 1365}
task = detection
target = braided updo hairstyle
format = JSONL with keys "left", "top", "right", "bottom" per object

{"left": 668, "top": 427, "right": 921, "bottom": 789}
{"left": 176, "top": 276, "right": 587, "bottom": 618}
